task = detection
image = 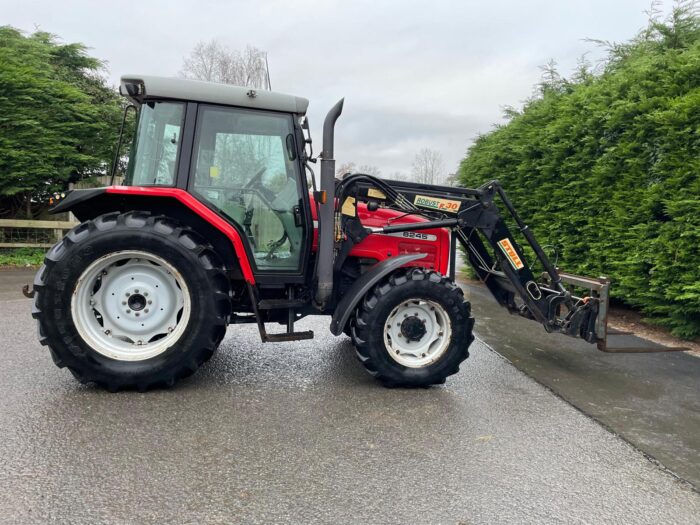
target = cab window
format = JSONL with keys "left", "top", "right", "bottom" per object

{"left": 125, "top": 101, "right": 184, "bottom": 186}
{"left": 190, "top": 105, "right": 304, "bottom": 272}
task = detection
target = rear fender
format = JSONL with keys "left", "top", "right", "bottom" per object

{"left": 329, "top": 253, "right": 427, "bottom": 336}
{"left": 50, "top": 186, "right": 255, "bottom": 283}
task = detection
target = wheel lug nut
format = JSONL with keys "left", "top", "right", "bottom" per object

{"left": 126, "top": 309, "right": 131, "bottom": 314}
{"left": 148, "top": 300, "right": 152, "bottom": 305}
{"left": 135, "top": 289, "right": 139, "bottom": 293}
{"left": 126, "top": 292, "right": 130, "bottom": 297}
{"left": 144, "top": 309, "right": 149, "bottom": 313}
{"left": 135, "top": 313, "right": 140, "bottom": 317}
{"left": 122, "top": 301, "right": 127, "bottom": 305}
{"left": 144, "top": 292, "right": 149, "bottom": 297}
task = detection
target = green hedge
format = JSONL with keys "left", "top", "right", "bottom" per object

{"left": 458, "top": 7, "right": 700, "bottom": 338}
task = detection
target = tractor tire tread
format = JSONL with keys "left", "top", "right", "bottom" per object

{"left": 33, "top": 211, "right": 231, "bottom": 392}
{"left": 353, "top": 267, "right": 474, "bottom": 387}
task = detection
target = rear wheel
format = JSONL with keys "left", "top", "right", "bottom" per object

{"left": 33, "top": 211, "right": 231, "bottom": 391}
{"left": 352, "top": 267, "right": 474, "bottom": 387}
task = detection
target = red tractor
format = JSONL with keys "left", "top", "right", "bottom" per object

{"left": 31, "top": 75, "right": 619, "bottom": 391}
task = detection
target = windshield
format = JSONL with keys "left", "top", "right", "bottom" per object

{"left": 124, "top": 101, "right": 185, "bottom": 186}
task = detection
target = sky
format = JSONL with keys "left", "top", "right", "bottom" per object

{"left": 3, "top": 0, "right": 667, "bottom": 180}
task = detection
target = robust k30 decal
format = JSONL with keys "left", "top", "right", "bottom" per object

{"left": 497, "top": 238, "right": 525, "bottom": 270}
{"left": 413, "top": 195, "right": 460, "bottom": 213}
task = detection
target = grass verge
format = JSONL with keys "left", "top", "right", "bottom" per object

{"left": 0, "top": 248, "right": 45, "bottom": 267}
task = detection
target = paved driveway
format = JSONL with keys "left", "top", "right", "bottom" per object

{"left": 0, "top": 269, "right": 698, "bottom": 523}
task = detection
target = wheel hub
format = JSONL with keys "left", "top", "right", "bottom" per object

{"left": 383, "top": 298, "right": 452, "bottom": 368}
{"left": 127, "top": 293, "right": 147, "bottom": 311}
{"left": 400, "top": 315, "right": 427, "bottom": 341}
{"left": 71, "top": 251, "right": 190, "bottom": 361}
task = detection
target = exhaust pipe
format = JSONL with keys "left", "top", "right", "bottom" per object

{"left": 314, "top": 98, "right": 344, "bottom": 309}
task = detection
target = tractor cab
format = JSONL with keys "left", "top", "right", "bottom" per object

{"left": 119, "top": 75, "right": 314, "bottom": 278}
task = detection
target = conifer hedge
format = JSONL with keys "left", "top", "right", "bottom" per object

{"left": 458, "top": 6, "right": 700, "bottom": 338}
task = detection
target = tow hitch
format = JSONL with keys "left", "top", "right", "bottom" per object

{"left": 22, "top": 284, "right": 34, "bottom": 299}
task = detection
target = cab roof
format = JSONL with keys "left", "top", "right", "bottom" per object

{"left": 120, "top": 74, "right": 309, "bottom": 115}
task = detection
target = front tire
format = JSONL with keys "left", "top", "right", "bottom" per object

{"left": 352, "top": 267, "right": 474, "bottom": 387}
{"left": 32, "top": 211, "right": 231, "bottom": 391}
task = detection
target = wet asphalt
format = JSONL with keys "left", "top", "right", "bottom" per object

{"left": 0, "top": 268, "right": 699, "bottom": 524}
{"left": 462, "top": 281, "right": 700, "bottom": 489}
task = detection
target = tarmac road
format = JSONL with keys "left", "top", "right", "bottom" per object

{"left": 462, "top": 280, "right": 700, "bottom": 489}
{"left": 0, "top": 268, "right": 698, "bottom": 524}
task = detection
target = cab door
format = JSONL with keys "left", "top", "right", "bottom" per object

{"left": 189, "top": 105, "right": 309, "bottom": 278}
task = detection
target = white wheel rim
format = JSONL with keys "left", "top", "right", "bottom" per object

{"left": 383, "top": 298, "right": 452, "bottom": 368}
{"left": 71, "top": 250, "right": 191, "bottom": 361}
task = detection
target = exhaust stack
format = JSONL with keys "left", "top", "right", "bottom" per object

{"left": 314, "top": 98, "right": 344, "bottom": 309}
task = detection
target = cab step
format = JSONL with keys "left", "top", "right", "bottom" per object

{"left": 257, "top": 298, "right": 306, "bottom": 309}
{"left": 263, "top": 330, "right": 314, "bottom": 342}
{"left": 246, "top": 283, "right": 314, "bottom": 343}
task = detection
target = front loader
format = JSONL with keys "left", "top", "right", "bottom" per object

{"left": 28, "top": 74, "right": 680, "bottom": 392}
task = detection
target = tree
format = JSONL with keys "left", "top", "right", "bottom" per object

{"left": 181, "top": 40, "right": 270, "bottom": 89}
{"left": 444, "top": 172, "right": 458, "bottom": 186}
{"left": 411, "top": 148, "right": 444, "bottom": 185}
{"left": 458, "top": 4, "right": 700, "bottom": 338}
{"left": 358, "top": 164, "right": 381, "bottom": 177}
{"left": 336, "top": 162, "right": 356, "bottom": 178}
{"left": 0, "top": 26, "right": 125, "bottom": 218}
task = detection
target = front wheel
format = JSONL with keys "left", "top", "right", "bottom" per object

{"left": 32, "top": 211, "right": 231, "bottom": 391}
{"left": 352, "top": 268, "right": 474, "bottom": 387}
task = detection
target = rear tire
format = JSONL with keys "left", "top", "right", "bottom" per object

{"left": 352, "top": 267, "right": 474, "bottom": 387}
{"left": 32, "top": 211, "right": 231, "bottom": 391}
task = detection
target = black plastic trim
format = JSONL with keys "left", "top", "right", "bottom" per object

{"left": 329, "top": 253, "right": 427, "bottom": 336}
{"left": 49, "top": 188, "right": 106, "bottom": 215}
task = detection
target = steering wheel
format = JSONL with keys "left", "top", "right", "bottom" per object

{"left": 243, "top": 167, "right": 267, "bottom": 191}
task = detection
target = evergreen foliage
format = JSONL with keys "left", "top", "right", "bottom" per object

{"left": 0, "top": 26, "right": 124, "bottom": 218}
{"left": 458, "top": 3, "right": 700, "bottom": 338}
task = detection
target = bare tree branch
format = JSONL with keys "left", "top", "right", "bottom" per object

{"left": 181, "top": 40, "right": 270, "bottom": 89}
{"left": 411, "top": 148, "right": 444, "bottom": 185}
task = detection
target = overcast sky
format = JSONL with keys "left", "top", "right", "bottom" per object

{"left": 4, "top": 0, "right": 666, "bottom": 180}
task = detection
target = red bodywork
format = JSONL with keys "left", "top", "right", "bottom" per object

{"left": 310, "top": 197, "right": 450, "bottom": 274}
{"left": 104, "top": 186, "right": 450, "bottom": 284}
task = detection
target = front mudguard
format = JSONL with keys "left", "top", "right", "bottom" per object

{"left": 329, "top": 253, "right": 427, "bottom": 336}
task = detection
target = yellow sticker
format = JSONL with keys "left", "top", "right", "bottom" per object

{"left": 341, "top": 196, "right": 356, "bottom": 216}
{"left": 413, "top": 195, "right": 461, "bottom": 213}
{"left": 367, "top": 188, "right": 386, "bottom": 200}
{"left": 210, "top": 166, "right": 220, "bottom": 179}
{"left": 497, "top": 238, "right": 524, "bottom": 270}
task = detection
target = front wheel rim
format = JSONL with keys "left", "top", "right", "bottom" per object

{"left": 71, "top": 250, "right": 191, "bottom": 362}
{"left": 383, "top": 298, "right": 452, "bottom": 368}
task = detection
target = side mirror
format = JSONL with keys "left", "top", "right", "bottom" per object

{"left": 286, "top": 133, "right": 297, "bottom": 161}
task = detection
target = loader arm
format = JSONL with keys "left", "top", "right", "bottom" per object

{"left": 340, "top": 175, "right": 683, "bottom": 353}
